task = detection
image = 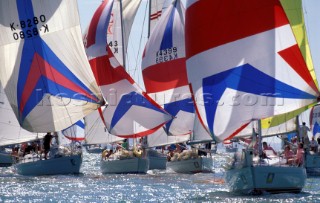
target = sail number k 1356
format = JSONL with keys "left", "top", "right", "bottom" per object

{"left": 10, "top": 15, "right": 49, "bottom": 40}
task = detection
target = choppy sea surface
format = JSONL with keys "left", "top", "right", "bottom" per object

{"left": 1, "top": 149, "right": 320, "bottom": 203}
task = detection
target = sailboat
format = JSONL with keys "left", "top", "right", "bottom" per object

{"left": 0, "top": 0, "right": 103, "bottom": 175}
{"left": 185, "top": 0, "right": 320, "bottom": 194}
{"left": 84, "top": 0, "right": 172, "bottom": 174}
{"left": 306, "top": 104, "right": 320, "bottom": 175}
{"left": 0, "top": 84, "right": 46, "bottom": 167}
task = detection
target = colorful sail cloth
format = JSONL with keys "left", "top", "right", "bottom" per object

{"left": 0, "top": 84, "right": 45, "bottom": 146}
{"left": 149, "top": 0, "right": 173, "bottom": 34}
{"left": 107, "top": 0, "right": 142, "bottom": 66}
{"left": 84, "top": 107, "right": 124, "bottom": 145}
{"left": 84, "top": 1, "right": 172, "bottom": 138}
{"left": 142, "top": 0, "right": 194, "bottom": 136}
{"left": 62, "top": 120, "right": 85, "bottom": 141}
{"left": 310, "top": 105, "right": 320, "bottom": 136}
{"left": 185, "top": 0, "right": 320, "bottom": 142}
{"left": 0, "top": 0, "right": 102, "bottom": 133}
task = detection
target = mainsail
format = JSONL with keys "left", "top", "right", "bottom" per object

{"left": 0, "top": 0, "right": 103, "bottom": 132}
{"left": 0, "top": 84, "right": 45, "bottom": 146}
{"left": 84, "top": 0, "right": 172, "bottom": 138}
{"left": 142, "top": 0, "right": 194, "bottom": 136}
{"left": 185, "top": 0, "right": 320, "bottom": 142}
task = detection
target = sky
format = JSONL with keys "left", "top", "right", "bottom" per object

{"left": 76, "top": 0, "right": 320, "bottom": 142}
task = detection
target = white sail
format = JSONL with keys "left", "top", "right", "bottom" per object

{"left": 108, "top": 0, "right": 142, "bottom": 66}
{"left": 0, "top": 0, "right": 103, "bottom": 132}
{"left": 84, "top": 107, "right": 124, "bottom": 145}
{"left": 0, "top": 84, "right": 45, "bottom": 146}
{"left": 146, "top": 128, "right": 189, "bottom": 148}
{"left": 192, "top": 115, "right": 212, "bottom": 142}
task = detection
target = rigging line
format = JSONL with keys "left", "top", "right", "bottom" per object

{"left": 130, "top": 0, "right": 149, "bottom": 87}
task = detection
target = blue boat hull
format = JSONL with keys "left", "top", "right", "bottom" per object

{"left": 16, "top": 154, "right": 82, "bottom": 176}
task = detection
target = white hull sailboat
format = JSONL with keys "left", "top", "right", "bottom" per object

{"left": 101, "top": 157, "right": 149, "bottom": 174}
{"left": 225, "top": 150, "right": 306, "bottom": 194}
{"left": 16, "top": 154, "right": 82, "bottom": 176}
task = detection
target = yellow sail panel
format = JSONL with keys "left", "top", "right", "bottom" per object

{"left": 280, "top": 0, "right": 318, "bottom": 89}
{"left": 261, "top": 103, "right": 317, "bottom": 129}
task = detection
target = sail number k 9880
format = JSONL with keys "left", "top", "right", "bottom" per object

{"left": 10, "top": 15, "right": 49, "bottom": 40}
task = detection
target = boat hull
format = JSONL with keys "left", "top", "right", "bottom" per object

{"left": 305, "top": 154, "right": 320, "bottom": 176}
{"left": 16, "top": 154, "right": 82, "bottom": 176}
{"left": 86, "top": 148, "right": 103, "bottom": 154}
{"left": 101, "top": 157, "right": 149, "bottom": 174}
{"left": 0, "top": 152, "right": 13, "bottom": 167}
{"left": 166, "top": 157, "right": 213, "bottom": 173}
{"left": 147, "top": 149, "right": 167, "bottom": 170}
{"left": 148, "top": 156, "right": 167, "bottom": 170}
{"left": 225, "top": 166, "right": 306, "bottom": 194}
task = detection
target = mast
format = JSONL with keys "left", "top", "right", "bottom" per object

{"left": 119, "top": 0, "right": 126, "bottom": 70}
{"left": 147, "top": 0, "right": 152, "bottom": 38}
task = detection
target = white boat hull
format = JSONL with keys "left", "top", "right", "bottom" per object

{"left": 16, "top": 154, "right": 82, "bottom": 176}
{"left": 166, "top": 157, "right": 213, "bottom": 173}
{"left": 0, "top": 152, "right": 13, "bottom": 167}
{"left": 305, "top": 154, "right": 320, "bottom": 176}
{"left": 101, "top": 157, "right": 149, "bottom": 174}
{"left": 225, "top": 166, "right": 306, "bottom": 194}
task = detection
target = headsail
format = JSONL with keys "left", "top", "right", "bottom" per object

{"left": 310, "top": 105, "right": 320, "bottom": 137}
{"left": 0, "top": 84, "right": 45, "bottom": 146}
{"left": 149, "top": 0, "right": 173, "bottom": 34}
{"left": 107, "top": 0, "right": 143, "bottom": 66}
{"left": 62, "top": 119, "right": 85, "bottom": 141}
{"left": 185, "top": 0, "right": 319, "bottom": 142}
{"left": 142, "top": 0, "right": 194, "bottom": 136}
{"left": 84, "top": 107, "right": 124, "bottom": 145}
{"left": 84, "top": 1, "right": 172, "bottom": 138}
{"left": 0, "top": 0, "right": 102, "bottom": 132}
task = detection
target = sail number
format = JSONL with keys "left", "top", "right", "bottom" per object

{"left": 156, "top": 47, "right": 178, "bottom": 63}
{"left": 10, "top": 15, "right": 49, "bottom": 40}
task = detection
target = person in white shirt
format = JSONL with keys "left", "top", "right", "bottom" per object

{"left": 310, "top": 137, "right": 318, "bottom": 153}
{"left": 299, "top": 122, "right": 310, "bottom": 148}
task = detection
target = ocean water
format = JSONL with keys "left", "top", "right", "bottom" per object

{"left": 0, "top": 150, "right": 320, "bottom": 203}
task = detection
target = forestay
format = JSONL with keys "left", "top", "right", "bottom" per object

{"left": 0, "top": 0, "right": 102, "bottom": 132}
{"left": 142, "top": 0, "right": 194, "bottom": 136}
{"left": 185, "top": 0, "right": 320, "bottom": 142}
{"left": 84, "top": 0, "right": 172, "bottom": 138}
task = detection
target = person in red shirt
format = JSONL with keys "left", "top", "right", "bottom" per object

{"left": 282, "top": 145, "right": 295, "bottom": 164}
{"left": 295, "top": 142, "right": 305, "bottom": 166}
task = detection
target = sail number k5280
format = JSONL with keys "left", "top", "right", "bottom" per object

{"left": 10, "top": 15, "right": 49, "bottom": 40}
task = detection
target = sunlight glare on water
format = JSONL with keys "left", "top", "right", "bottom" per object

{"left": 0, "top": 151, "right": 320, "bottom": 202}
